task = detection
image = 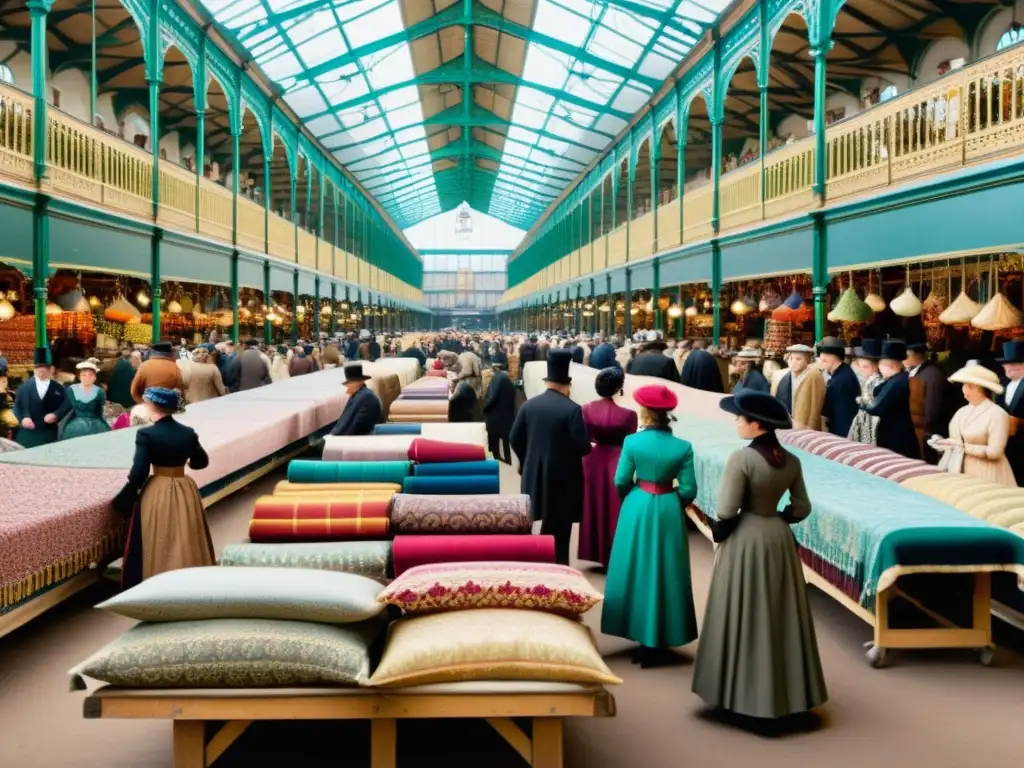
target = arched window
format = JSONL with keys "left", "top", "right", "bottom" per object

{"left": 0, "top": 64, "right": 14, "bottom": 85}
{"left": 880, "top": 85, "right": 897, "bottom": 102}
{"left": 997, "top": 26, "right": 1024, "bottom": 52}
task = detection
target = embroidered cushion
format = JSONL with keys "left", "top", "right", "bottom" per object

{"left": 368, "top": 609, "right": 621, "bottom": 688}
{"left": 97, "top": 567, "right": 385, "bottom": 623}
{"left": 219, "top": 541, "right": 392, "bottom": 584}
{"left": 378, "top": 562, "right": 601, "bottom": 616}
{"left": 70, "top": 618, "right": 377, "bottom": 689}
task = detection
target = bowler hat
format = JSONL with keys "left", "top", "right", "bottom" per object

{"left": 815, "top": 337, "right": 845, "bottom": 357}
{"left": 634, "top": 384, "right": 678, "bottom": 411}
{"left": 33, "top": 347, "right": 52, "bottom": 367}
{"left": 543, "top": 349, "right": 573, "bottom": 385}
{"left": 906, "top": 342, "right": 930, "bottom": 354}
{"left": 879, "top": 340, "right": 907, "bottom": 362}
{"left": 343, "top": 362, "right": 372, "bottom": 382}
{"left": 852, "top": 338, "right": 882, "bottom": 360}
{"left": 996, "top": 340, "right": 1024, "bottom": 364}
{"left": 719, "top": 391, "right": 793, "bottom": 430}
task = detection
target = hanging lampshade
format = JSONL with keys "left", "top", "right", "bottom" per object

{"left": 136, "top": 289, "right": 150, "bottom": 308}
{"left": 0, "top": 297, "right": 15, "bottom": 321}
{"left": 890, "top": 287, "right": 923, "bottom": 317}
{"left": 685, "top": 305, "right": 699, "bottom": 318}
{"left": 88, "top": 295, "right": 102, "bottom": 310}
{"left": 783, "top": 288, "right": 803, "bottom": 310}
{"left": 667, "top": 304, "right": 683, "bottom": 319}
{"left": 730, "top": 297, "right": 753, "bottom": 316}
{"left": 598, "top": 302, "right": 611, "bottom": 313}
{"left": 972, "top": 293, "right": 1024, "bottom": 331}
{"left": 321, "top": 304, "right": 332, "bottom": 316}
{"left": 758, "top": 287, "right": 782, "bottom": 313}
{"left": 166, "top": 299, "right": 183, "bottom": 313}
{"left": 864, "top": 292, "right": 886, "bottom": 313}
{"left": 830, "top": 287, "right": 873, "bottom": 323}
{"left": 45, "top": 301, "right": 62, "bottom": 315}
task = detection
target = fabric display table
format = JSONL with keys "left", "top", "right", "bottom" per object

{"left": 392, "top": 534, "right": 557, "bottom": 576}
{"left": 408, "top": 438, "right": 486, "bottom": 463}
{"left": 402, "top": 475, "right": 500, "bottom": 495}
{"left": 522, "top": 360, "right": 1024, "bottom": 667}
{"left": 321, "top": 436, "right": 415, "bottom": 462}
{"left": 390, "top": 494, "right": 532, "bottom": 535}
{"left": 288, "top": 460, "right": 411, "bottom": 485}
{"left": 413, "top": 460, "right": 499, "bottom": 477}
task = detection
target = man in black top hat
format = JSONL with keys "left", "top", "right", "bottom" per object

{"left": 13, "top": 347, "right": 67, "bottom": 448}
{"left": 859, "top": 340, "right": 920, "bottom": 459}
{"left": 330, "top": 363, "right": 381, "bottom": 436}
{"left": 510, "top": 349, "right": 592, "bottom": 565}
{"left": 904, "top": 342, "right": 947, "bottom": 464}
{"left": 817, "top": 336, "right": 859, "bottom": 438}
{"left": 996, "top": 340, "right": 1024, "bottom": 485}
{"left": 483, "top": 360, "right": 516, "bottom": 465}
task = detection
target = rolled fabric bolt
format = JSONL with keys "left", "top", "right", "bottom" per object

{"left": 249, "top": 517, "right": 390, "bottom": 543}
{"left": 373, "top": 423, "right": 422, "bottom": 435}
{"left": 288, "top": 460, "right": 411, "bottom": 484}
{"left": 392, "top": 534, "right": 556, "bottom": 576}
{"left": 390, "top": 493, "right": 531, "bottom": 535}
{"left": 413, "top": 460, "right": 499, "bottom": 477}
{"left": 251, "top": 493, "right": 393, "bottom": 521}
{"left": 401, "top": 475, "right": 500, "bottom": 495}
{"left": 273, "top": 481, "right": 402, "bottom": 495}
{"left": 407, "top": 438, "right": 486, "bottom": 464}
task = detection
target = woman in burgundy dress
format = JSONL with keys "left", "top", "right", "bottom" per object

{"left": 578, "top": 367, "right": 638, "bottom": 568}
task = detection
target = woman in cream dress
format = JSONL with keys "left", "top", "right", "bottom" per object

{"left": 935, "top": 365, "right": 1016, "bottom": 486}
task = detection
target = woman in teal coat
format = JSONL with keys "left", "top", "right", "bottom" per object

{"left": 601, "top": 383, "right": 698, "bottom": 668}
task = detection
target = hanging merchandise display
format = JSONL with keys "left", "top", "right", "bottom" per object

{"left": 863, "top": 271, "right": 886, "bottom": 313}
{"left": 972, "top": 255, "right": 1024, "bottom": 331}
{"left": 890, "top": 265, "right": 922, "bottom": 317}
{"left": 829, "top": 285, "right": 873, "bottom": 324}
{"left": 940, "top": 260, "right": 982, "bottom": 325}
{"left": 758, "top": 284, "right": 782, "bottom": 313}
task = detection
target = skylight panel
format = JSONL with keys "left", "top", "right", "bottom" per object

{"left": 293, "top": 29, "right": 348, "bottom": 69}
{"left": 345, "top": 2, "right": 404, "bottom": 48}
{"left": 376, "top": 86, "right": 420, "bottom": 113}
{"left": 305, "top": 114, "right": 343, "bottom": 137}
{"left": 638, "top": 50, "right": 677, "bottom": 80}
{"left": 594, "top": 114, "right": 628, "bottom": 135}
{"left": 260, "top": 50, "right": 303, "bottom": 81}
{"left": 589, "top": 26, "right": 643, "bottom": 67}
{"left": 532, "top": 1, "right": 590, "bottom": 46}
{"left": 286, "top": 86, "right": 328, "bottom": 118}
{"left": 612, "top": 86, "right": 650, "bottom": 114}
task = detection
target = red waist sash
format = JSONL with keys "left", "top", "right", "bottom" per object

{"left": 638, "top": 480, "right": 675, "bottom": 495}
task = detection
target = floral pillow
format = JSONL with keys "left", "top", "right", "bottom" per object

{"left": 377, "top": 562, "right": 602, "bottom": 617}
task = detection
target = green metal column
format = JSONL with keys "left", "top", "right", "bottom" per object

{"left": 812, "top": 214, "right": 828, "bottom": 341}
{"left": 262, "top": 156, "right": 271, "bottom": 252}
{"left": 711, "top": 27, "right": 723, "bottom": 234}
{"left": 812, "top": 45, "right": 829, "bottom": 202}
{"left": 314, "top": 276, "right": 321, "bottom": 338}
{"left": 263, "top": 261, "right": 272, "bottom": 345}
{"left": 650, "top": 115, "right": 660, "bottom": 253}
{"left": 330, "top": 282, "right": 337, "bottom": 335}
{"left": 758, "top": 0, "right": 769, "bottom": 217}
{"left": 31, "top": 197, "right": 50, "bottom": 353}
{"left": 675, "top": 84, "right": 685, "bottom": 244}
{"left": 231, "top": 129, "right": 241, "bottom": 240}
{"left": 711, "top": 241, "right": 722, "bottom": 346}
{"left": 28, "top": 0, "right": 51, "bottom": 351}
{"left": 624, "top": 269, "right": 632, "bottom": 338}
{"left": 231, "top": 251, "right": 240, "bottom": 343}
{"left": 195, "top": 38, "right": 207, "bottom": 233}
{"left": 625, "top": 133, "right": 633, "bottom": 261}
{"left": 290, "top": 160, "right": 298, "bottom": 260}
{"left": 652, "top": 258, "right": 661, "bottom": 331}
{"left": 150, "top": 229, "right": 163, "bottom": 343}
{"left": 89, "top": 0, "right": 97, "bottom": 127}
{"left": 676, "top": 284, "right": 685, "bottom": 339}
{"left": 291, "top": 270, "right": 299, "bottom": 344}
{"left": 811, "top": 7, "right": 834, "bottom": 336}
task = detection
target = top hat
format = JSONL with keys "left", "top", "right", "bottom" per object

{"left": 996, "top": 340, "right": 1024, "bottom": 364}
{"left": 879, "top": 340, "right": 907, "bottom": 362}
{"left": 634, "top": 384, "right": 678, "bottom": 411}
{"left": 815, "top": 337, "right": 845, "bottom": 357}
{"left": 544, "top": 349, "right": 573, "bottom": 385}
{"left": 150, "top": 341, "right": 173, "bottom": 356}
{"left": 343, "top": 362, "right": 372, "bottom": 383}
{"left": 906, "top": 342, "right": 930, "bottom": 354}
{"left": 852, "top": 338, "right": 883, "bottom": 360}
{"left": 33, "top": 347, "right": 52, "bottom": 367}
{"left": 719, "top": 390, "right": 793, "bottom": 430}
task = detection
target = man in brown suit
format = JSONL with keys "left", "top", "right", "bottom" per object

{"left": 130, "top": 342, "right": 182, "bottom": 403}
{"left": 771, "top": 344, "right": 826, "bottom": 431}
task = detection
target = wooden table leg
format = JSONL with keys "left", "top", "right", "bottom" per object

{"left": 172, "top": 721, "right": 205, "bottom": 768}
{"left": 531, "top": 718, "right": 564, "bottom": 768}
{"left": 370, "top": 718, "right": 397, "bottom": 768}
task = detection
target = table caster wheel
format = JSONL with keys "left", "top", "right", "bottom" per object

{"left": 979, "top": 647, "right": 995, "bottom": 667}
{"left": 864, "top": 643, "right": 887, "bottom": 668}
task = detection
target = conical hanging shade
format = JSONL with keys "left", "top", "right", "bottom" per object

{"left": 830, "top": 287, "right": 873, "bottom": 323}
{"left": 758, "top": 287, "right": 782, "bottom": 312}
{"left": 864, "top": 292, "right": 886, "bottom": 313}
{"left": 939, "top": 292, "right": 982, "bottom": 325}
{"left": 971, "top": 292, "right": 1024, "bottom": 331}
{"left": 783, "top": 288, "right": 803, "bottom": 310}
{"left": 790, "top": 301, "right": 814, "bottom": 324}
{"left": 771, "top": 304, "right": 794, "bottom": 321}
{"left": 890, "top": 287, "right": 923, "bottom": 317}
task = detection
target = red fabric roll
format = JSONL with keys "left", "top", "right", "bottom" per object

{"left": 251, "top": 494, "right": 393, "bottom": 521}
{"left": 391, "top": 534, "right": 556, "bottom": 576}
{"left": 407, "top": 438, "right": 486, "bottom": 464}
{"left": 249, "top": 517, "right": 390, "bottom": 543}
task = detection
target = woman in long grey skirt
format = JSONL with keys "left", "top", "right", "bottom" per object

{"left": 692, "top": 391, "right": 827, "bottom": 719}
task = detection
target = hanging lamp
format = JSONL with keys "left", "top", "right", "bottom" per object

{"left": 891, "top": 265, "right": 923, "bottom": 317}
{"left": 940, "top": 259, "right": 982, "bottom": 325}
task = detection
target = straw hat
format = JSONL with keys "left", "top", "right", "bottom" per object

{"left": 75, "top": 358, "right": 100, "bottom": 372}
{"left": 948, "top": 365, "right": 1004, "bottom": 395}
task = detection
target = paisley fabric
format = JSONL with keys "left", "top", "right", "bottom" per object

{"left": 96, "top": 566, "right": 385, "bottom": 623}
{"left": 287, "top": 459, "right": 411, "bottom": 484}
{"left": 220, "top": 540, "right": 392, "bottom": 584}
{"left": 378, "top": 562, "right": 601, "bottom": 616}
{"left": 70, "top": 618, "right": 378, "bottom": 690}
{"left": 390, "top": 493, "right": 532, "bottom": 535}
{"left": 368, "top": 609, "right": 621, "bottom": 687}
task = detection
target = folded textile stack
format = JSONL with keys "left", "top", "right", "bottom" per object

{"left": 71, "top": 568, "right": 389, "bottom": 690}
{"left": 780, "top": 429, "right": 942, "bottom": 483}
{"left": 387, "top": 376, "right": 452, "bottom": 423}
{"left": 321, "top": 435, "right": 415, "bottom": 462}
{"left": 369, "top": 562, "right": 619, "bottom": 687}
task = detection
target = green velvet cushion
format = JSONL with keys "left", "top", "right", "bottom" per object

{"left": 96, "top": 567, "right": 385, "bottom": 623}
{"left": 219, "top": 541, "right": 392, "bottom": 584}
{"left": 70, "top": 618, "right": 378, "bottom": 689}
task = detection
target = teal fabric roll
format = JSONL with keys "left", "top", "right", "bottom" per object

{"left": 413, "top": 460, "right": 499, "bottom": 477}
{"left": 401, "top": 475, "right": 500, "bottom": 495}
{"left": 373, "top": 424, "right": 422, "bottom": 436}
{"left": 288, "top": 460, "right": 411, "bottom": 484}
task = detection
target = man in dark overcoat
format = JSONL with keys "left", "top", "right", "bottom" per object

{"left": 996, "top": 340, "right": 1024, "bottom": 485}
{"left": 329, "top": 363, "right": 381, "bottom": 436}
{"left": 626, "top": 332, "right": 679, "bottom": 382}
{"left": 13, "top": 347, "right": 67, "bottom": 448}
{"left": 904, "top": 342, "right": 948, "bottom": 463}
{"left": 817, "top": 336, "right": 859, "bottom": 438}
{"left": 510, "top": 349, "right": 592, "bottom": 565}
{"left": 859, "top": 340, "right": 921, "bottom": 460}
{"left": 483, "top": 362, "right": 516, "bottom": 464}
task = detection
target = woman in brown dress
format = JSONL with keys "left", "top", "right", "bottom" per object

{"left": 692, "top": 391, "right": 827, "bottom": 721}
{"left": 114, "top": 387, "right": 215, "bottom": 589}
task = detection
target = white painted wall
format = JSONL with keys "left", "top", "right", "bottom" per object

{"left": 915, "top": 37, "right": 969, "bottom": 86}
{"left": 777, "top": 113, "right": 808, "bottom": 141}
{"left": 50, "top": 67, "right": 90, "bottom": 123}
{"left": 95, "top": 92, "right": 118, "bottom": 132}
{"left": 121, "top": 107, "right": 150, "bottom": 149}
{"left": 159, "top": 131, "right": 181, "bottom": 164}
{"left": 0, "top": 41, "right": 31, "bottom": 90}
{"left": 978, "top": 1, "right": 1024, "bottom": 56}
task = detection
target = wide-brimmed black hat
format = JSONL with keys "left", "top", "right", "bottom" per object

{"left": 815, "top": 336, "right": 845, "bottom": 357}
{"left": 852, "top": 338, "right": 882, "bottom": 360}
{"left": 906, "top": 342, "right": 930, "bottom": 354}
{"left": 245, "top": 338, "right": 259, "bottom": 348}
{"left": 544, "top": 349, "right": 573, "bottom": 385}
{"left": 720, "top": 391, "right": 793, "bottom": 430}
{"left": 150, "top": 341, "right": 173, "bottom": 356}
{"left": 33, "top": 347, "right": 52, "bottom": 367}
{"left": 880, "top": 340, "right": 907, "bottom": 362}
{"left": 343, "top": 362, "right": 372, "bottom": 382}
{"left": 996, "top": 340, "right": 1024, "bottom": 364}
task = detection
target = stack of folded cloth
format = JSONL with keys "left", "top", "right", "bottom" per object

{"left": 368, "top": 562, "right": 621, "bottom": 687}
{"left": 402, "top": 437, "right": 499, "bottom": 494}
{"left": 388, "top": 377, "right": 452, "bottom": 423}
{"left": 71, "top": 568, "right": 392, "bottom": 691}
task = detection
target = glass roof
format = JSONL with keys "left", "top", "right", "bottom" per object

{"left": 198, "top": 0, "right": 730, "bottom": 233}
